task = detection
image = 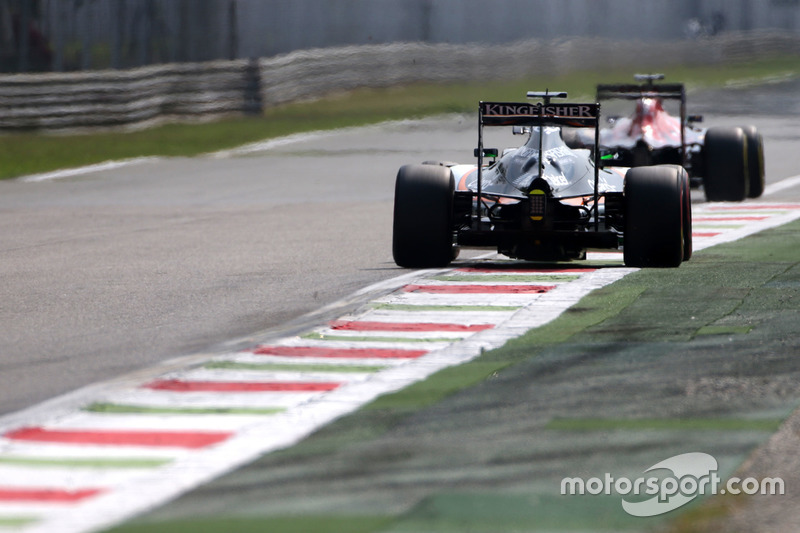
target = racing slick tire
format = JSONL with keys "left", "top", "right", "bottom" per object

{"left": 703, "top": 127, "right": 748, "bottom": 202}
{"left": 742, "top": 125, "right": 765, "bottom": 199}
{"left": 681, "top": 166, "right": 693, "bottom": 261}
{"left": 664, "top": 164, "right": 693, "bottom": 261}
{"left": 392, "top": 164, "right": 456, "bottom": 268}
{"left": 421, "top": 160, "right": 458, "bottom": 167}
{"left": 624, "top": 165, "right": 685, "bottom": 268}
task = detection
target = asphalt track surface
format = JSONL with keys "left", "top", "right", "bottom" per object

{"left": 0, "top": 80, "right": 799, "bottom": 531}
{"left": 0, "top": 115, "right": 584, "bottom": 414}
{"left": 1, "top": 82, "right": 798, "bottom": 417}
{"left": 0, "top": 122, "right": 435, "bottom": 414}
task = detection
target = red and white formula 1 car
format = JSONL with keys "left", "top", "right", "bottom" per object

{"left": 579, "top": 74, "right": 764, "bottom": 202}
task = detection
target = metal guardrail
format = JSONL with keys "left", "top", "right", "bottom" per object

{"left": 0, "top": 30, "right": 798, "bottom": 132}
{"left": 0, "top": 59, "right": 261, "bottom": 130}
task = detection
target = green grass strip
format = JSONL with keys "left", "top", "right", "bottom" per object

{"left": 366, "top": 361, "right": 509, "bottom": 411}
{"left": 108, "top": 515, "right": 394, "bottom": 533}
{"left": 86, "top": 403, "right": 286, "bottom": 416}
{"left": 0, "top": 517, "right": 38, "bottom": 527}
{"left": 372, "top": 303, "right": 522, "bottom": 311}
{"left": 0, "top": 456, "right": 170, "bottom": 468}
{"left": 693, "top": 224, "right": 746, "bottom": 229}
{"left": 205, "top": 361, "right": 385, "bottom": 373}
{"left": 432, "top": 274, "right": 580, "bottom": 283}
{"left": 545, "top": 417, "right": 782, "bottom": 432}
{"left": 301, "top": 332, "right": 460, "bottom": 343}
{"left": 701, "top": 210, "right": 790, "bottom": 215}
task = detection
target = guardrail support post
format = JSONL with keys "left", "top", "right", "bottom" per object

{"left": 244, "top": 57, "right": 263, "bottom": 116}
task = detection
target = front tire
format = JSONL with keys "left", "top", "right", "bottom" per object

{"left": 703, "top": 127, "right": 748, "bottom": 202}
{"left": 392, "top": 164, "right": 455, "bottom": 268}
{"left": 624, "top": 166, "right": 686, "bottom": 268}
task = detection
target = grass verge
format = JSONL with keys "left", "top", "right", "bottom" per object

{"left": 2, "top": 55, "right": 800, "bottom": 180}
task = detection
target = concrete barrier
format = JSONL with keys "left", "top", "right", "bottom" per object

{"left": 0, "top": 30, "right": 797, "bottom": 131}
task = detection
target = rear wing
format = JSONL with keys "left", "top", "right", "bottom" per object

{"left": 479, "top": 101, "right": 600, "bottom": 128}
{"left": 474, "top": 93, "right": 602, "bottom": 230}
{"left": 595, "top": 83, "right": 685, "bottom": 102}
{"left": 596, "top": 73, "right": 685, "bottom": 102}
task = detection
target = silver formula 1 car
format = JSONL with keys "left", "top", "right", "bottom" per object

{"left": 392, "top": 91, "right": 692, "bottom": 269}
{"left": 590, "top": 74, "right": 764, "bottom": 202}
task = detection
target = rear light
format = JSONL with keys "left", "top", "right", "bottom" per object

{"left": 529, "top": 189, "right": 546, "bottom": 221}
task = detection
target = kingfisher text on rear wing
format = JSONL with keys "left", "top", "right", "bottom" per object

{"left": 480, "top": 102, "right": 599, "bottom": 127}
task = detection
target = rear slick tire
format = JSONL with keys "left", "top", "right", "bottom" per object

{"left": 703, "top": 127, "right": 748, "bottom": 202}
{"left": 624, "top": 165, "right": 685, "bottom": 268}
{"left": 665, "top": 164, "right": 693, "bottom": 261}
{"left": 392, "top": 164, "right": 455, "bottom": 268}
{"left": 742, "top": 125, "right": 765, "bottom": 199}
{"left": 680, "top": 166, "right": 693, "bottom": 261}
